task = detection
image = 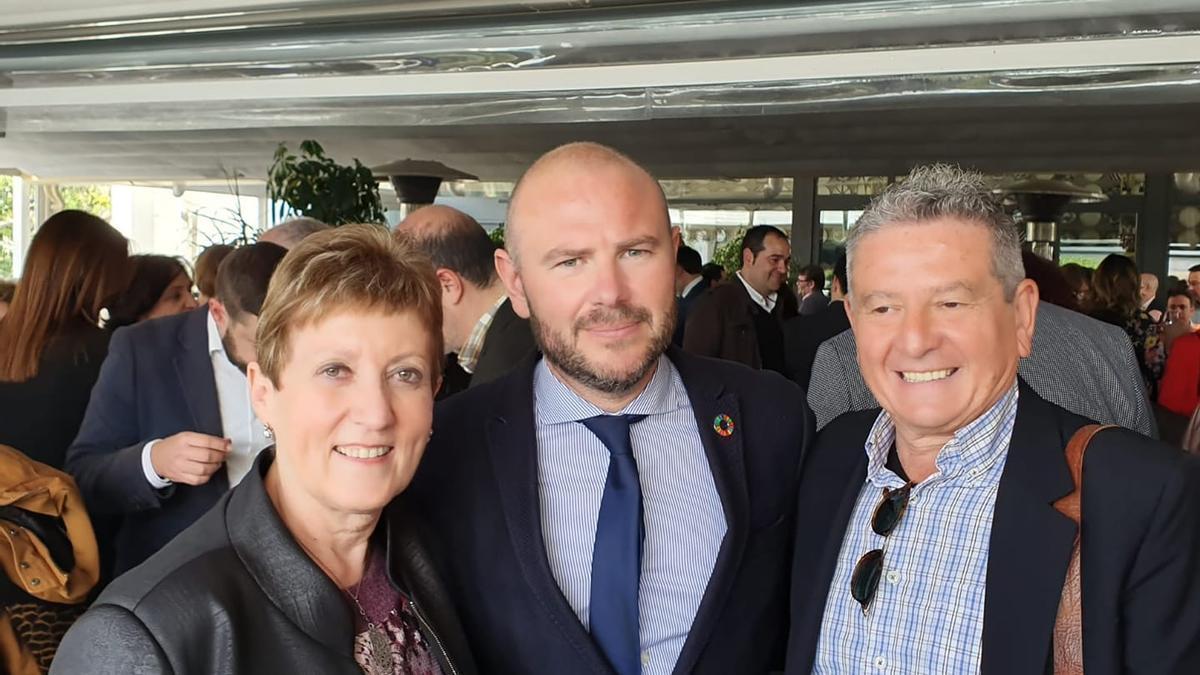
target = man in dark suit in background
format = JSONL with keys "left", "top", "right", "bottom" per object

{"left": 787, "top": 165, "right": 1200, "bottom": 674}
{"left": 398, "top": 205, "right": 535, "bottom": 398}
{"left": 672, "top": 245, "right": 709, "bottom": 346}
{"left": 683, "top": 225, "right": 795, "bottom": 372}
{"left": 795, "top": 264, "right": 830, "bottom": 316}
{"left": 66, "top": 243, "right": 286, "bottom": 575}
{"left": 409, "top": 142, "right": 811, "bottom": 675}
{"left": 784, "top": 253, "right": 849, "bottom": 390}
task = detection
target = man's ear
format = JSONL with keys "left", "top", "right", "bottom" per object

{"left": 437, "top": 268, "right": 465, "bottom": 306}
{"left": 1012, "top": 278, "right": 1040, "bottom": 358}
{"left": 742, "top": 248, "right": 754, "bottom": 269}
{"left": 495, "top": 249, "right": 530, "bottom": 319}
{"left": 208, "top": 298, "right": 230, "bottom": 335}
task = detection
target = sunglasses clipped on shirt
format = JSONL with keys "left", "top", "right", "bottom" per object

{"left": 850, "top": 481, "right": 914, "bottom": 614}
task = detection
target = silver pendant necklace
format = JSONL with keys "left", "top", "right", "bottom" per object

{"left": 347, "top": 581, "right": 396, "bottom": 675}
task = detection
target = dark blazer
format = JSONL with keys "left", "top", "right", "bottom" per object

{"left": 782, "top": 300, "right": 849, "bottom": 390}
{"left": 469, "top": 298, "right": 536, "bottom": 388}
{"left": 0, "top": 324, "right": 110, "bottom": 470}
{"left": 672, "top": 278, "right": 711, "bottom": 346}
{"left": 407, "top": 347, "right": 812, "bottom": 674}
{"left": 786, "top": 382, "right": 1200, "bottom": 674}
{"left": 683, "top": 280, "right": 792, "bottom": 369}
{"left": 797, "top": 292, "right": 829, "bottom": 317}
{"left": 51, "top": 450, "right": 476, "bottom": 675}
{"left": 65, "top": 307, "right": 228, "bottom": 575}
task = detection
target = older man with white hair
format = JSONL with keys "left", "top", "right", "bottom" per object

{"left": 786, "top": 165, "right": 1200, "bottom": 674}
{"left": 258, "top": 217, "right": 330, "bottom": 249}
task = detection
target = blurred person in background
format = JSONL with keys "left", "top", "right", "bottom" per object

{"left": 1061, "top": 262, "right": 1093, "bottom": 307}
{"left": 0, "top": 280, "right": 15, "bottom": 321}
{"left": 684, "top": 225, "right": 795, "bottom": 371}
{"left": 66, "top": 243, "right": 286, "bottom": 575}
{"left": 53, "top": 225, "right": 475, "bottom": 675}
{"left": 1086, "top": 254, "right": 1164, "bottom": 396}
{"left": 1140, "top": 272, "right": 1165, "bottom": 322}
{"left": 194, "top": 243, "right": 236, "bottom": 304}
{"left": 795, "top": 264, "right": 830, "bottom": 316}
{"left": 1021, "top": 250, "right": 1078, "bottom": 311}
{"left": 0, "top": 210, "right": 131, "bottom": 469}
{"left": 700, "top": 262, "right": 726, "bottom": 286}
{"left": 672, "top": 245, "right": 709, "bottom": 346}
{"left": 105, "top": 254, "right": 197, "bottom": 329}
{"left": 258, "top": 216, "right": 331, "bottom": 250}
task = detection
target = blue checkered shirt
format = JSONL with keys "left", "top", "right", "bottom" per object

{"left": 813, "top": 383, "right": 1019, "bottom": 674}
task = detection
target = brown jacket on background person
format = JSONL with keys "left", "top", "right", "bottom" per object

{"left": 0, "top": 445, "right": 99, "bottom": 675}
{"left": 683, "top": 279, "right": 794, "bottom": 369}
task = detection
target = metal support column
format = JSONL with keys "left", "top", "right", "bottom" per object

{"left": 790, "top": 175, "right": 819, "bottom": 268}
{"left": 1138, "top": 173, "right": 1171, "bottom": 283}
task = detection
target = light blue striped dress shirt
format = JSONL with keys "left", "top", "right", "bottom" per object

{"left": 814, "top": 383, "right": 1019, "bottom": 675}
{"left": 534, "top": 355, "right": 727, "bottom": 675}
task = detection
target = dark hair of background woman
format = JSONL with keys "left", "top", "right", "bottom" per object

{"left": 0, "top": 210, "right": 129, "bottom": 382}
{"left": 105, "top": 255, "right": 192, "bottom": 330}
{"left": 1087, "top": 253, "right": 1141, "bottom": 318}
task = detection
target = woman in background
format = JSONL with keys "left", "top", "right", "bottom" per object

{"left": 106, "top": 254, "right": 197, "bottom": 329}
{"left": 0, "top": 210, "right": 131, "bottom": 469}
{"left": 1086, "top": 253, "right": 1164, "bottom": 396}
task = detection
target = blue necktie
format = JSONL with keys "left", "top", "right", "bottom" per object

{"left": 579, "top": 413, "right": 647, "bottom": 675}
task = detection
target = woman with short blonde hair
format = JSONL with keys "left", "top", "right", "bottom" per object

{"left": 55, "top": 224, "right": 475, "bottom": 675}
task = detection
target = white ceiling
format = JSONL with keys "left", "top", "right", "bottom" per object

{"left": 2, "top": 1, "right": 1199, "bottom": 181}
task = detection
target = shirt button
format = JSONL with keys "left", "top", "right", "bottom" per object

{"left": 886, "top": 570, "right": 901, "bottom": 585}
{"left": 641, "top": 651, "right": 650, "bottom": 666}
{"left": 874, "top": 656, "right": 887, "bottom": 669}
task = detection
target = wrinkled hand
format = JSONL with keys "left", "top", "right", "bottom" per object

{"left": 150, "top": 432, "right": 231, "bottom": 486}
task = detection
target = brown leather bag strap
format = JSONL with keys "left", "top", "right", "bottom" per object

{"left": 1052, "top": 424, "right": 1116, "bottom": 526}
{"left": 1051, "top": 423, "right": 1116, "bottom": 675}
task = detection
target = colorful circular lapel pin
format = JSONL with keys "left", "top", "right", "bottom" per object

{"left": 713, "top": 414, "right": 735, "bottom": 438}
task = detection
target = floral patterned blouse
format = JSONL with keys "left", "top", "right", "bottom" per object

{"left": 1090, "top": 307, "right": 1165, "bottom": 397}
{"left": 343, "top": 546, "right": 444, "bottom": 675}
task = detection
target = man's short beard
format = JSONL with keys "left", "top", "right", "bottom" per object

{"left": 221, "top": 331, "right": 248, "bottom": 374}
{"left": 531, "top": 302, "right": 676, "bottom": 396}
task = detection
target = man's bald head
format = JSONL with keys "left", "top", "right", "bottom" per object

{"left": 506, "top": 142, "right": 669, "bottom": 258}
{"left": 397, "top": 204, "right": 498, "bottom": 288}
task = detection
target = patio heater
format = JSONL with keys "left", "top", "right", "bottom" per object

{"left": 372, "top": 159, "right": 478, "bottom": 225}
{"left": 997, "top": 178, "right": 1106, "bottom": 262}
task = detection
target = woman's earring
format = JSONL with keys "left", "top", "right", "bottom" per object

{"left": 264, "top": 424, "right": 274, "bottom": 439}
{"left": 428, "top": 430, "right": 434, "bottom": 440}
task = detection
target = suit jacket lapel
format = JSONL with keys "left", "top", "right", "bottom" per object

{"left": 787, "top": 423, "right": 869, "bottom": 672}
{"left": 484, "top": 356, "right": 612, "bottom": 672}
{"left": 228, "top": 450, "right": 355, "bottom": 658}
{"left": 173, "top": 308, "right": 223, "bottom": 438}
{"left": 669, "top": 348, "right": 751, "bottom": 675}
{"left": 980, "top": 382, "right": 1078, "bottom": 674}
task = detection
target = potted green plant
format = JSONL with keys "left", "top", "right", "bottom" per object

{"left": 266, "top": 140, "right": 386, "bottom": 226}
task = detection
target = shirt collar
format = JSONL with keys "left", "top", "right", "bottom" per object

{"left": 457, "top": 294, "right": 508, "bottom": 374}
{"left": 206, "top": 311, "right": 224, "bottom": 357}
{"left": 864, "top": 381, "right": 1019, "bottom": 488}
{"left": 735, "top": 271, "right": 777, "bottom": 312}
{"left": 534, "top": 354, "right": 682, "bottom": 425}
{"left": 681, "top": 276, "right": 704, "bottom": 298}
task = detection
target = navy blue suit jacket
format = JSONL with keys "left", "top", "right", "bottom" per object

{"left": 672, "top": 279, "right": 710, "bottom": 347}
{"left": 407, "top": 347, "right": 812, "bottom": 674}
{"left": 786, "top": 382, "right": 1200, "bottom": 674}
{"left": 66, "top": 308, "right": 228, "bottom": 575}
